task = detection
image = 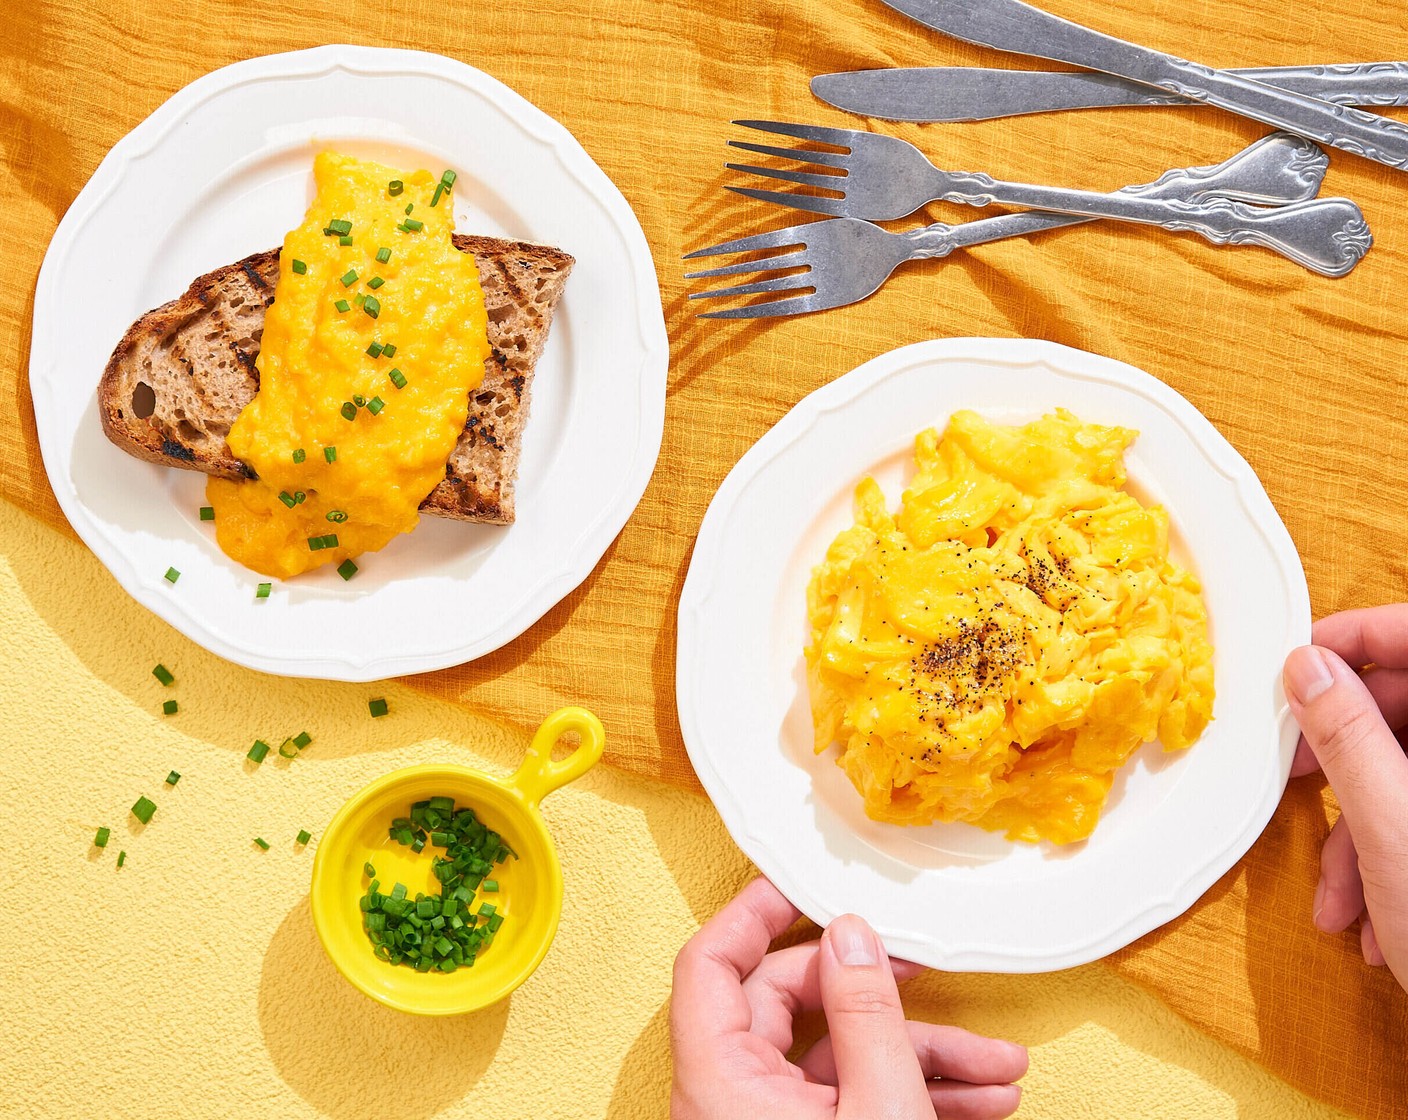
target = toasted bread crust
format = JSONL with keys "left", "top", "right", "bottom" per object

{"left": 98, "top": 235, "right": 573, "bottom": 523}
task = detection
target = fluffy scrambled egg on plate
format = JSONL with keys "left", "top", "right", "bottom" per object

{"left": 804, "top": 409, "right": 1214, "bottom": 845}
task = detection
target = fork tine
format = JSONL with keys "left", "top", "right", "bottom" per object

{"left": 682, "top": 226, "right": 809, "bottom": 259}
{"left": 698, "top": 293, "right": 823, "bottom": 319}
{"left": 683, "top": 249, "right": 811, "bottom": 279}
{"left": 687, "top": 274, "right": 812, "bottom": 301}
{"left": 726, "top": 140, "right": 850, "bottom": 168}
{"left": 725, "top": 185, "right": 845, "bottom": 216}
{"left": 733, "top": 120, "right": 856, "bottom": 147}
{"left": 725, "top": 162, "right": 847, "bottom": 191}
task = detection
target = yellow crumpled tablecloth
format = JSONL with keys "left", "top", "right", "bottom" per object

{"left": 2, "top": 0, "right": 1406, "bottom": 1116}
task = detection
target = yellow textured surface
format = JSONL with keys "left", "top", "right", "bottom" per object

{"left": 0, "top": 500, "right": 1353, "bottom": 1120}
{"left": 4, "top": 0, "right": 1408, "bottom": 1115}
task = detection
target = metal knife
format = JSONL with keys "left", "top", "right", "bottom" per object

{"left": 813, "top": 62, "right": 1408, "bottom": 123}
{"left": 877, "top": 0, "right": 1408, "bottom": 169}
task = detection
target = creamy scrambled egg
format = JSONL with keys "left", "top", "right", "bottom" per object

{"left": 804, "top": 410, "right": 1214, "bottom": 845}
{"left": 208, "top": 153, "right": 491, "bottom": 579}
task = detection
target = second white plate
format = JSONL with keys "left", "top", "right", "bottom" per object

{"left": 676, "top": 338, "right": 1309, "bottom": 972}
{"left": 30, "top": 46, "right": 667, "bottom": 681}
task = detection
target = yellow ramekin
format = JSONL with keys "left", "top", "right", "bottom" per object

{"left": 310, "top": 706, "right": 605, "bottom": 1014}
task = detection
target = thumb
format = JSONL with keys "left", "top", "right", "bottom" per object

{"left": 1284, "top": 645, "right": 1408, "bottom": 856}
{"left": 819, "top": 915, "right": 930, "bottom": 1120}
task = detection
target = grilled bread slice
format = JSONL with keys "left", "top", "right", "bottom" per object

{"left": 99, "top": 235, "right": 573, "bottom": 524}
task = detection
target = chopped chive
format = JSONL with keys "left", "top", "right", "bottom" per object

{"left": 441, "top": 169, "right": 457, "bottom": 187}
{"left": 366, "top": 396, "right": 385, "bottom": 415}
{"left": 308, "top": 536, "right": 325, "bottom": 552}
{"left": 293, "top": 491, "right": 306, "bottom": 505}
{"left": 291, "top": 259, "right": 307, "bottom": 274}
{"left": 341, "top": 402, "right": 357, "bottom": 421}
{"left": 337, "top": 559, "right": 358, "bottom": 581}
{"left": 376, "top": 246, "right": 391, "bottom": 263}
{"left": 369, "top": 698, "right": 389, "bottom": 718}
{"left": 292, "top": 448, "right": 306, "bottom": 464}
{"left": 353, "top": 394, "right": 366, "bottom": 407}
{"left": 367, "top": 341, "right": 384, "bottom": 358}
{"left": 278, "top": 491, "right": 296, "bottom": 508}
{"left": 325, "top": 510, "right": 348, "bottom": 523}
{"left": 278, "top": 737, "right": 298, "bottom": 758}
{"left": 325, "top": 218, "right": 352, "bottom": 236}
{"left": 164, "top": 567, "right": 180, "bottom": 584}
{"left": 431, "top": 182, "right": 445, "bottom": 207}
{"left": 340, "top": 269, "right": 358, "bottom": 287}
{"left": 381, "top": 343, "right": 397, "bottom": 358}
{"left": 117, "top": 850, "right": 126, "bottom": 868}
{"left": 387, "top": 180, "right": 403, "bottom": 196}
{"left": 254, "top": 837, "right": 270, "bottom": 850}
{"left": 354, "top": 292, "right": 366, "bottom": 307}
{"left": 294, "top": 731, "right": 312, "bottom": 749}
{"left": 131, "top": 796, "right": 157, "bottom": 825}
{"left": 324, "top": 446, "right": 337, "bottom": 463}
{"left": 339, "top": 234, "right": 353, "bottom": 246}
{"left": 256, "top": 582, "right": 272, "bottom": 599}
{"left": 162, "top": 700, "right": 178, "bottom": 716}
{"left": 152, "top": 664, "right": 174, "bottom": 686}
{"left": 388, "top": 368, "right": 406, "bottom": 389}
{"left": 478, "top": 902, "right": 496, "bottom": 918}
{"left": 94, "top": 826, "right": 111, "bottom": 848}
{"left": 165, "top": 771, "right": 180, "bottom": 785}
{"left": 363, "top": 296, "right": 380, "bottom": 319}
{"left": 404, "top": 202, "right": 414, "bottom": 215}
{"left": 247, "top": 740, "right": 270, "bottom": 763}
{"left": 296, "top": 829, "right": 312, "bottom": 845}
{"left": 482, "top": 879, "right": 498, "bottom": 892}
{"left": 199, "top": 506, "right": 215, "bottom": 521}
{"left": 364, "top": 862, "right": 376, "bottom": 877}
{"left": 368, "top": 276, "right": 384, "bottom": 289}
{"left": 334, "top": 299, "right": 351, "bottom": 313}
{"left": 403, "top": 218, "right": 423, "bottom": 232}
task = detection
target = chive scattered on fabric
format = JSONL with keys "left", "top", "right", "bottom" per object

{"left": 199, "top": 506, "right": 215, "bottom": 521}
{"left": 117, "top": 850, "right": 126, "bottom": 868}
{"left": 388, "top": 368, "right": 406, "bottom": 389}
{"left": 335, "top": 299, "right": 351, "bottom": 313}
{"left": 341, "top": 269, "right": 358, "bottom": 287}
{"left": 247, "top": 740, "right": 271, "bottom": 763}
{"left": 360, "top": 795, "right": 513, "bottom": 971}
{"left": 292, "top": 448, "right": 306, "bottom": 464}
{"left": 152, "top": 664, "right": 174, "bottom": 686}
{"left": 387, "top": 180, "right": 403, "bottom": 196}
{"left": 337, "top": 559, "right": 358, "bottom": 581}
{"left": 363, "top": 296, "right": 380, "bottom": 319}
{"left": 366, "top": 397, "right": 385, "bottom": 416}
{"left": 297, "top": 829, "right": 312, "bottom": 846}
{"left": 256, "top": 582, "right": 272, "bottom": 600}
{"left": 368, "top": 276, "right": 384, "bottom": 290}
{"left": 367, "top": 341, "right": 384, "bottom": 358}
{"left": 339, "top": 234, "right": 353, "bottom": 246}
{"left": 324, "top": 446, "right": 337, "bottom": 463}
{"left": 164, "top": 567, "right": 180, "bottom": 584}
{"left": 341, "top": 402, "right": 357, "bottom": 422}
{"left": 291, "top": 259, "right": 307, "bottom": 274}
{"left": 254, "top": 837, "right": 271, "bottom": 851}
{"left": 162, "top": 700, "right": 178, "bottom": 716}
{"left": 131, "top": 796, "right": 156, "bottom": 825}
{"left": 369, "top": 698, "right": 388, "bottom": 718}
{"left": 94, "top": 826, "right": 111, "bottom": 848}
{"left": 165, "top": 771, "right": 180, "bottom": 786}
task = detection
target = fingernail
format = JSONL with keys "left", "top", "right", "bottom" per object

{"left": 1312, "top": 878, "right": 1326, "bottom": 928}
{"left": 829, "top": 913, "right": 879, "bottom": 967}
{"left": 1286, "top": 647, "right": 1335, "bottom": 706}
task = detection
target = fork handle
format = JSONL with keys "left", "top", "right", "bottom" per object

{"left": 932, "top": 172, "right": 1370, "bottom": 276}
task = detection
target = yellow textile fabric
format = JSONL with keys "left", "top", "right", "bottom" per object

{"left": 2, "top": 0, "right": 1406, "bottom": 1115}
{"left": 0, "top": 502, "right": 1356, "bottom": 1119}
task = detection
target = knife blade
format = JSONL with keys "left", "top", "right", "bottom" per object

{"left": 813, "top": 62, "right": 1408, "bottom": 123}
{"left": 877, "top": 0, "right": 1408, "bottom": 169}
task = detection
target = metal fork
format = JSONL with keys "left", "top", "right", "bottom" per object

{"left": 724, "top": 121, "right": 1370, "bottom": 278}
{"left": 686, "top": 133, "right": 1347, "bottom": 318}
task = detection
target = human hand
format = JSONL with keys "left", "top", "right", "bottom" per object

{"left": 1283, "top": 604, "right": 1408, "bottom": 987}
{"left": 670, "top": 877, "right": 1028, "bottom": 1119}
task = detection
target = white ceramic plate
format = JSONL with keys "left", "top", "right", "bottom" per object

{"left": 30, "top": 46, "right": 667, "bottom": 681}
{"left": 677, "top": 338, "right": 1309, "bottom": 973}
